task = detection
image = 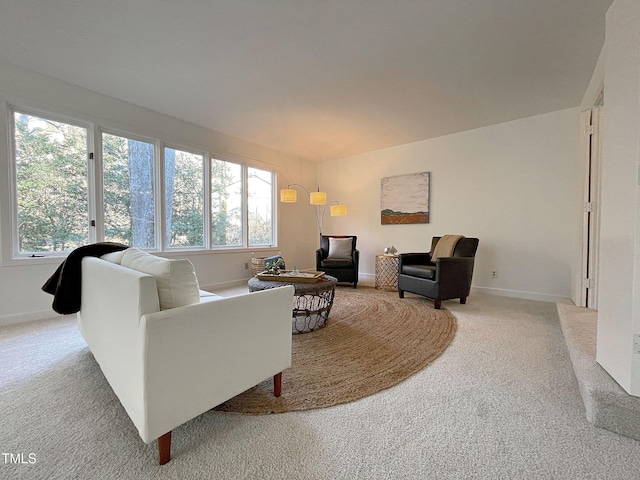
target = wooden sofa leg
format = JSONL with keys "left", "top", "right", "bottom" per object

{"left": 460, "top": 297, "right": 466, "bottom": 304}
{"left": 399, "top": 290, "right": 404, "bottom": 298}
{"left": 274, "top": 372, "right": 282, "bottom": 397}
{"left": 434, "top": 300, "right": 442, "bottom": 309}
{"left": 158, "top": 431, "right": 172, "bottom": 465}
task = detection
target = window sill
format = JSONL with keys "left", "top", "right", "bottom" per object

{"left": 3, "top": 246, "right": 280, "bottom": 267}
{"left": 3, "top": 255, "right": 67, "bottom": 268}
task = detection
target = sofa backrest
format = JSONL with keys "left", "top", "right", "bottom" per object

{"left": 105, "top": 248, "right": 201, "bottom": 310}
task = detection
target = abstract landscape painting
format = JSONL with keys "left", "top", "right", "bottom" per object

{"left": 380, "top": 172, "right": 430, "bottom": 224}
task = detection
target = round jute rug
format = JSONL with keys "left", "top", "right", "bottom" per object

{"left": 214, "top": 287, "right": 457, "bottom": 414}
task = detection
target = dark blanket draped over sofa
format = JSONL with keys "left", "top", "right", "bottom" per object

{"left": 42, "top": 242, "right": 129, "bottom": 314}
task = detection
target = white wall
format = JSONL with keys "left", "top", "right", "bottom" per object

{"left": 0, "top": 61, "right": 318, "bottom": 326}
{"left": 319, "top": 108, "right": 583, "bottom": 302}
{"left": 595, "top": 0, "right": 640, "bottom": 395}
{"left": 0, "top": 60, "right": 590, "bottom": 323}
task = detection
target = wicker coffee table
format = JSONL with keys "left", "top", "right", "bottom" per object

{"left": 248, "top": 275, "right": 338, "bottom": 334}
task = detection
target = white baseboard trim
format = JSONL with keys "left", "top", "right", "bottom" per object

{"left": 202, "top": 275, "right": 379, "bottom": 290}
{"left": 471, "top": 286, "right": 571, "bottom": 304}
{"left": 356, "top": 273, "right": 375, "bottom": 288}
{"left": 0, "top": 309, "right": 66, "bottom": 328}
{"left": 0, "top": 280, "right": 570, "bottom": 328}
{"left": 338, "top": 275, "right": 569, "bottom": 301}
{"left": 200, "top": 278, "right": 251, "bottom": 292}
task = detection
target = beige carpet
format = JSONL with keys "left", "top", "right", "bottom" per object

{"left": 215, "top": 287, "right": 457, "bottom": 414}
{"left": 5, "top": 295, "right": 640, "bottom": 478}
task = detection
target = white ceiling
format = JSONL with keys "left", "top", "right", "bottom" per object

{"left": 0, "top": 0, "right": 612, "bottom": 162}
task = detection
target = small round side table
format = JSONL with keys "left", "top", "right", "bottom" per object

{"left": 375, "top": 254, "right": 399, "bottom": 291}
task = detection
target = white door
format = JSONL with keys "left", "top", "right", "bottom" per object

{"left": 580, "top": 104, "right": 602, "bottom": 308}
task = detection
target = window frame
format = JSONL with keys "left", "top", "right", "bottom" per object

{"left": 162, "top": 143, "right": 209, "bottom": 251}
{"left": 247, "top": 164, "right": 277, "bottom": 248}
{"left": 210, "top": 156, "right": 245, "bottom": 250}
{"left": 4, "top": 102, "right": 278, "bottom": 265}
{"left": 99, "top": 127, "right": 161, "bottom": 251}
{"left": 209, "top": 154, "right": 278, "bottom": 250}
{"left": 8, "top": 104, "right": 94, "bottom": 260}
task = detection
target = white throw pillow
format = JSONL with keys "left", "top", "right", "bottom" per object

{"left": 100, "top": 250, "right": 126, "bottom": 264}
{"left": 328, "top": 237, "right": 353, "bottom": 259}
{"left": 121, "top": 248, "right": 200, "bottom": 310}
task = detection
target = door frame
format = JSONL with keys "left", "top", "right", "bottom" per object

{"left": 580, "top": 103, "right": 602, "bottom": 308}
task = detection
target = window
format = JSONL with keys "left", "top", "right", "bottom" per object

{"left": 248, "top": 166, "right": 274, "bottom": 246}
{"left": 8, "top": 105, "right": 277, "bottom": 259}
{"left": 102, "top": 132, "right": 156, "bottom": 249}
{"left": 165, "top": 147, "right": 205, "bottom": 248}
{"left": 211, "top": 159, "right": 242, "bottom": 247}
{"left": 13, "top": 111, "right": 89, "bottom": 253}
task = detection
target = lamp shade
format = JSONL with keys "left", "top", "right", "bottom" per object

{"left": 309, "top": 191, "right": 327, "bottom": 205}
{"left": 330, "top": 204, "right": 347, "bottom": 216}
{"left": 280, "top": 189, "right": 297, "bottom": 203}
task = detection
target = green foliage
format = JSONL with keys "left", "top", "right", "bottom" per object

{"left": 102, "top": 133, "right": 134, "bottom": 245}
{"left": 211, "top": 159, "right": 242, "bottom": 246}
{"left": 264, "top": 257, "right": 285, "bottom": 274}
{"left": 247, "top": 168, "right": 273, "bottom": 246}
{"left": 14, "top": 112, "right": 273, "bottom": 252}
{"left": 15, "top": 114, "right": 88, "bottom": 252}
{"left": 167, "top": 149, "right": 204, "bottom": 247}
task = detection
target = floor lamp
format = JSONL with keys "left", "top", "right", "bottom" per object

{"left": 280, "top": 184, "right": 347, "bottom": 236}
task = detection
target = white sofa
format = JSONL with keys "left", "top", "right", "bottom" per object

{"left": 77, "top": 249, "right": 294, "bottom": 464}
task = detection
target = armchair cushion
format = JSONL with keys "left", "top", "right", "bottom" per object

{"left": 121, "top": 248, "right": 200, "bottom": 310}
{"left": 328, "top": 237, "right": 353, "bottom": 259}
{"left": 321, "top": 258, "right": 354, "bottom": 268}
{"left": 401, "top": 265, "right": 436, "bottom": 280}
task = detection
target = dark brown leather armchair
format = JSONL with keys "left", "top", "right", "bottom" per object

{"left": 398, "top": 237, "right": 479, "bottom": 309}
{"left": 316, "top": 235, "right": 359, "bottom": 288}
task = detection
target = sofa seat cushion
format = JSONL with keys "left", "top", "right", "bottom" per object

{"left": 199, "top": 290, "right": 223, "bottom": 304}
{"left": 402, "top": 264, "right": 436, "bottom": 280}
{"left": 321, "top": 258, "right": 354, "bottom": 269}
{"left": 121, "top": 248, "right": 200, "bottom": 310}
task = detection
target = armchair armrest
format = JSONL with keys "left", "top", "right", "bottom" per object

{"left": 435, "top": 257, "right": 475, "bottom": 282}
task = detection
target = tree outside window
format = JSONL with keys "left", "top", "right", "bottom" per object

{"left": 165, "top": 147, "right": 205, "bottom": 248}
{"left": 102, "top": 133, "right": 155, "bottom": 249}
{"left": 10, "top": 107, "right": 277, "bottom": 257}
{"left": 248, "top": 167, "right": 273, "bottom": 246}
{"left": 14, "top": 112, "right": 88, "bottom": 252}
{"left": 211, "top": 159, "right": 242, "bottom": 247}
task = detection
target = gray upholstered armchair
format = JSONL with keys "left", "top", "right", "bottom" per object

{"left": 398, "top": 236, "right": 479, "bottom": 309}
{"left": 316, "top": 235, "right": 359, "bottom": 288}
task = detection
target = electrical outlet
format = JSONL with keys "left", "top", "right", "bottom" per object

{"left": 633, "top": 334, "right": 640, "bottom": 354}
{"left": 244, "top": 262, "right": 249, "bottom": 270}
{"left": 491, "top": 270, "right": 498, "bottom": 278}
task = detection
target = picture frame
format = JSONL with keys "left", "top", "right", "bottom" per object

{"left": 380, "top": 172, "right": 430, "bottom": 224}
